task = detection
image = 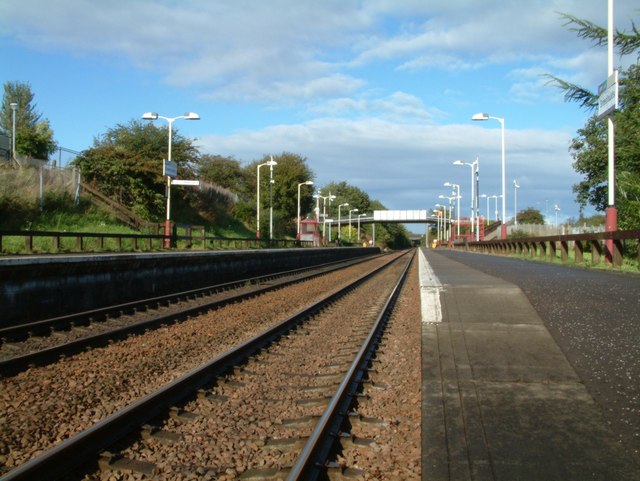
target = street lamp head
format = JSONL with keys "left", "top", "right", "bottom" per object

{"left": 184, "top": 112, "right": 200, "bottom": 120}
{"left": 340, "top": 202, "right": 349, "bottom": 207}
{"left": 352, "top": 208, "right": 359, "bottom": 213}
{"left": 444, "top": 182, "right": 452, "bottom": 187}
{"left": 141, "top": 112, "right": 158, "bottom": 120}
{"left": 267, "top": 159, "right": 277, "bottom": 166}
{"left": 329, "top": 195, "right": 336, "bottom": 201}
{"left": 452, "top": 160, "right": 465, "bottom": 166}
{"left": 9, "top": 102, "right": 17, "bottom": 110}
{"left": 472, "top": 112, "right": 490, "bottom": 121}
{"left": 513, "top": 181, "right": 520, "bottom": 188}
{"left": 304, "top": 181, "right": 314, "bottom": 186}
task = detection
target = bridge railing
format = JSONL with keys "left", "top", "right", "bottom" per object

{"left": 455, "top": 229, "right": 640, "bottom": 269}
{"left": 0, "top": 229, "right": 313, "bottom": 255}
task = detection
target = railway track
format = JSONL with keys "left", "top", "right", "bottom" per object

{"left": 0, "top": 255, "right": 380, "bottom": 377}
{"left": 0, "top": 250, "right": 417, "bottom": 481}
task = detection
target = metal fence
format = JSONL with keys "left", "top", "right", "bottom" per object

{"left": 454, "top": 229, "right": 640, "bottom": 268}
{"left": 0, "top": 229, "right": 315, "bottom": 255}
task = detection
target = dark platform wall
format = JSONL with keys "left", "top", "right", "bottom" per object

{"left": 0, "top": 247, "right": 379, "bottom": 326}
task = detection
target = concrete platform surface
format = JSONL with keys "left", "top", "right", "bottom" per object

{"left": 420, "top": 248, "right": 640, "bottom": 481}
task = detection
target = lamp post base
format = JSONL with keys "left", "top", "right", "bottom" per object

{"left": 605, "top": 206, "right": 618, "bottom": 264}
{"left": 164, "top": 220, "right": 171, "bottom": 249}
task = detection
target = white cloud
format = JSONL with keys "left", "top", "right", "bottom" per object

{"left": 2, "top": 0, "right": 635, "bottom": 106}
{"left": 198, "top": 117, "right": 580, "bottom": 220}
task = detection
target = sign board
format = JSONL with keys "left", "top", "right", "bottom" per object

{"left": 163, "top": 159, "right": 177, "bottom": 178}
{"left": 373, "top": 210, "right": 428, "bottom": 221}
{"left": 171, "top": 179, "right": 200, "bottom": 186}
{"left": 598, "top": 70, "right": 618, "bottom": 119}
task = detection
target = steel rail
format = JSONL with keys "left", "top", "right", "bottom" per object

{"left": 287, "top": 250, "right": 414, "bottom": 480}
{"left": 0, "top": 255, "right": 380, "bottom": 377}
{"left": 0, "top": 251, "right": 407, "bottom": 481}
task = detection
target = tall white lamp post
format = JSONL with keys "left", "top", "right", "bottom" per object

{"left": 454, "top": 157, "right": 479, "bottom": 240}
{"left": 513, "top": 180, "right": 520, "bottom": 226}
{"left": 473, "top": 112, "right": 506, "bottom": 239}
{"left": 357, "top": 213, "right": 366, "bottom": 241}
{"left": 269, "top": 156, "right": 276, "bottom": 240}
{"left": 554, "top": 204, "right": 561, "bottom": 228}
{"left": 444, "top": 182, "right": 461, "bottom": 237}
{"left": 438, "top": 195, "right": 456, "bottom": 241}
{"left": 142, "top": 111, "right": 200, "bottom": 247}
{"left": 348, "top": 208, "right": 359, "bottom": 241}
{"left": 480, "top": 194, "right": 488, "bottom": 222}
{"left": 10, "top": 102, "right": 17, "bottom": 162}
{"left": 338, "top": 203, "right": 349, "bottom": 243}
{"left": 297, "top": 180, "right": 314, "bottom": 239}
{"left": 255, "top": 158, "right": 277, "bottom": 239}
{"left": 435, "top": 204, "right": 444, "bottom": 243}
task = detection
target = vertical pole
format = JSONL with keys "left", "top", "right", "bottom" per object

{"left": 256, "top": 165, "right": 261, "bottom": 239}
{"left": 269, "top": 161, "right": 274, "bottom": 240}
{"left": 475, "top": 161, "right": 480, "bottom": 241}
{"left": 470, "top": 165, "right": 474, "bottom": 234}
{"left": 500, "top": 118, "right": 507, "bottom": 239}
{"left": 165, "top": 120, "right": 173, "bottom": 248}
{"left": 605, "top": 0, "right": 617, "bottom": 263}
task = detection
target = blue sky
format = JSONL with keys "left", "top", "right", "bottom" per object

{"left": 1, "top": 0, "right": 637, "bottom": 230}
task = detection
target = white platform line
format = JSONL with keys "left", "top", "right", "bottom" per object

{"left": 418, "top": 249, "right": 442, "bottom": 324}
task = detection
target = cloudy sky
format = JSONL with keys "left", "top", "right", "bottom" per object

{"left": 1, "top": 0, "right": 637, "bottom": 230}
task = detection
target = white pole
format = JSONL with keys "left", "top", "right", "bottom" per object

{"left": 269, "top": 159, "right": 274, "bottom": 240}
{"left": 256, "top": 165, "right": 261, "bottom": 239}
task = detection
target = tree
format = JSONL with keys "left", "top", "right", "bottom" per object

{"left": 1, "top": 81, "right": 57, "bottom": 162}
{"left": 547, "top": 12, "right": 640, "bottom": 229}
{"left": 545, "top": 13, "right": 640, "bottom": 109}
{"left": 238, "top": 152, "right": 315, "bottom": 237}
{"left": 517, "top": 207, "right": 545, "bottom": 225}
{"left": 198, "top": 154, "right": 247, "bottom": 194}
{"left": 570, "top": 64, "right": 640, "bottom": 229}
{"left": 73, "top": 120, "right": 200, "bottom": 221}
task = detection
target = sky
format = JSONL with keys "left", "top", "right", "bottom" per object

{"left": 1, "top": 0, "right": 638, "bottom": 231}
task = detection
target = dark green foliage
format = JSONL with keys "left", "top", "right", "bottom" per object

{"left": 549, "top": 11, "right": 640, "bottom": 229}
{"left": 517, "top": 207, "right": 545, "bottom": 225}
{"left": 1, "top": 81, "right": 57, "bottom": 160}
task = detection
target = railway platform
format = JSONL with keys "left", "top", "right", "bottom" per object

{"left": 418, "top": 248, "right": 639, "bottom": 480}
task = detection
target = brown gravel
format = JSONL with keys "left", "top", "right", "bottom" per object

{"left": 0, "top": 254, "right": 397, "bottom": 475}
{"left": 336, "top": 253, "right": 422, "bottom": 480}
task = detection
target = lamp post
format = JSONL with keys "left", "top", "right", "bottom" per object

{"left": 269, "top": 156, "right": 275, "bottom": 240}
{"left": 438, "top": 195, "right": 456, "bottom": 241}
{"left": 480, "top": 194, "right": 488, "bottom": 222}
{"left": 435, "top": 204, "right": 444, "bottom": 243}
{"left": 513, "top": 180, "right": 520, "bottom": 226}
{"left": 10, "top": 102, "right": 17, "bottom": 162}
{"left": 348, "top": 208, "right": 359, "bottom": 241}
{"left": 315, "top": 193, "right": 336, "bottom": 242}
{"left": 454, "top": 157, "right": 480, "bottom": 240}
{"left": 554, "top": 204, "right": 560, "bottom": 228}
{"left": 444, "top": 182, "right": 461, "bottom": 238}
{"left": 357, "top": 213, "right": 366, "bottom": 241}
{"left": 472, "top": 112, "right": 506, "bottom": 239}
{"left": 297, "top": 180, "right": 314, "bottom": 239}
{"left": 255, "top": 158, "right": 277, "bottom": 239}
{"left": 338, "top": 203, "right": 349, "bottom": 243}
{"left": 141, "top": 111, "right": 200, "bottom": 247}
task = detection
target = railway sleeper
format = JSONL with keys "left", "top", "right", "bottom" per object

{"left": 141, "top": 424, "right": 182, "bottom": 445}
{"left": 98, "top": 450, "right": 157, "bottom": 477}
